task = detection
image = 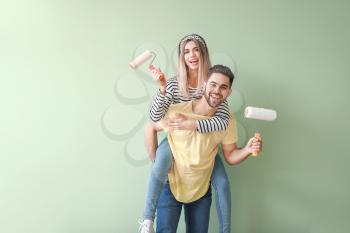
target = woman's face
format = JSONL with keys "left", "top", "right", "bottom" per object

{"left": 183, "top": 40, "right": 201, "bottom": 71}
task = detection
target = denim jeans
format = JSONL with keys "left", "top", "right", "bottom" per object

{"left": 143, "top": 138, "right": 231, "bottom": 233}
{"left": 156, "top": 182, "right": 212, "bottom": 233}
{"left": 143, "top": 138, "right": 173, "bottom": 220}
{"left": 211, "top": 155, "right": 231, "bottom": 233}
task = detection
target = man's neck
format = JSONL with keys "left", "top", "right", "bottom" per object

{"left": 192, "top": 97, "right": 217, "bottom": 117}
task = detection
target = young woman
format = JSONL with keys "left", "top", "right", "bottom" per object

{"left": 139, "top": 34, "right": 232, "bottom": 233}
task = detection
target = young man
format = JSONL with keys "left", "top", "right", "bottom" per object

{"left": 143, "top": 65, "right": 262, "bottom": 233}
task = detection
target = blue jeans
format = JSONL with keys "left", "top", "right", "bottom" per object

{"left": 156, "top": 182, "right": 212, "bottom": 233}
{"left": 143, "top": 138, "right": 231, "bottom": 233}
{"left": 143, "top": 138, "right": 173, "bottom": 220}
{"left": 212, "top": 154, "right": 231, "bottom": 233}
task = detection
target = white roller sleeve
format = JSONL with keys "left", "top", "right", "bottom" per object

{"left": 244, "top": 106, "right": 277, "bottom": 121}
{"left": 129, "top": 50, "right": 153, "bottom": 69}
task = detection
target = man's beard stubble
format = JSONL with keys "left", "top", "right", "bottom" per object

{"left": 204, "top": 91, "right": 224, "bottom": 108}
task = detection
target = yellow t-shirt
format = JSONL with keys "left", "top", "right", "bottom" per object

{"left": 159, "top": 101, "right": 237, "bottom": 203}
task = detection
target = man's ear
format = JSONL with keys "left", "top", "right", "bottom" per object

{"left": 227, "top": 88, "right": 232, "bottom": 97}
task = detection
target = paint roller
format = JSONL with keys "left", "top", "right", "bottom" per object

{"left": 244, "top": 106, "right": 277, "bottom": 156}
{"left": 129, "top": 50, "right": 165, "bottom": 81}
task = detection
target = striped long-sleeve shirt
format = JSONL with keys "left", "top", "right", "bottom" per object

{"left": 149, "top": 77, "right": 230, "bottom": 133}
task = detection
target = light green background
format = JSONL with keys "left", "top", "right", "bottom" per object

{"left": 1, "top": 0, "right": 349, "bottom": 232}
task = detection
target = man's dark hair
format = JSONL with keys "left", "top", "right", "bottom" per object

{"left": 208, "top": 64, "right": 235, "bottom": 87}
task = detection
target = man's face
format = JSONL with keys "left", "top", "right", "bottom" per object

{"left": 204, "top": 73, "right": 232, "bottom": 108}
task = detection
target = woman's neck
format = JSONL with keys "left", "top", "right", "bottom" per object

{"left": 187, "top": 69, "right": 198, "bottom": 88}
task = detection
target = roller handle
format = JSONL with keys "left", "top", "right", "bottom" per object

{"left": 149, "top": 65, "right": 165, "bottom": 82}
{"left": 251, "top": 132, "right": 261, "bottom": 157}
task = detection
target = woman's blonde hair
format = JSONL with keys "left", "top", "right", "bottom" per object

{"left": 177, "top": 34, "right": 211, "bottom": 97}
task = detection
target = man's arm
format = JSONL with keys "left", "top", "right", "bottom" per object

{"left": 222, "top": 136, "right": 262, "bottom": 165}
{"left": 144, "top": 121, "right": 164, "bottom": 161}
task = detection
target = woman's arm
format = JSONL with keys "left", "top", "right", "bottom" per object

{"left": 149, "top": 79, "right": 175, "bottom": 122}
{"left": 165, "top": 100, "right": 230, "bottom": 132}
{"left": 196, "top": 100, "right": 230, "bottom": 133}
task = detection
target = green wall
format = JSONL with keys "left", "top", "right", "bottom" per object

{"left": 1, "top": 0, "right": 349, "bottom": 232}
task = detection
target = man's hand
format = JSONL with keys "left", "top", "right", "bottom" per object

{"left": 244, "top": 135, "right": 263, "bottom": 155}
{"left": 167, "top": 113, "right": 197, "bottom": 131}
